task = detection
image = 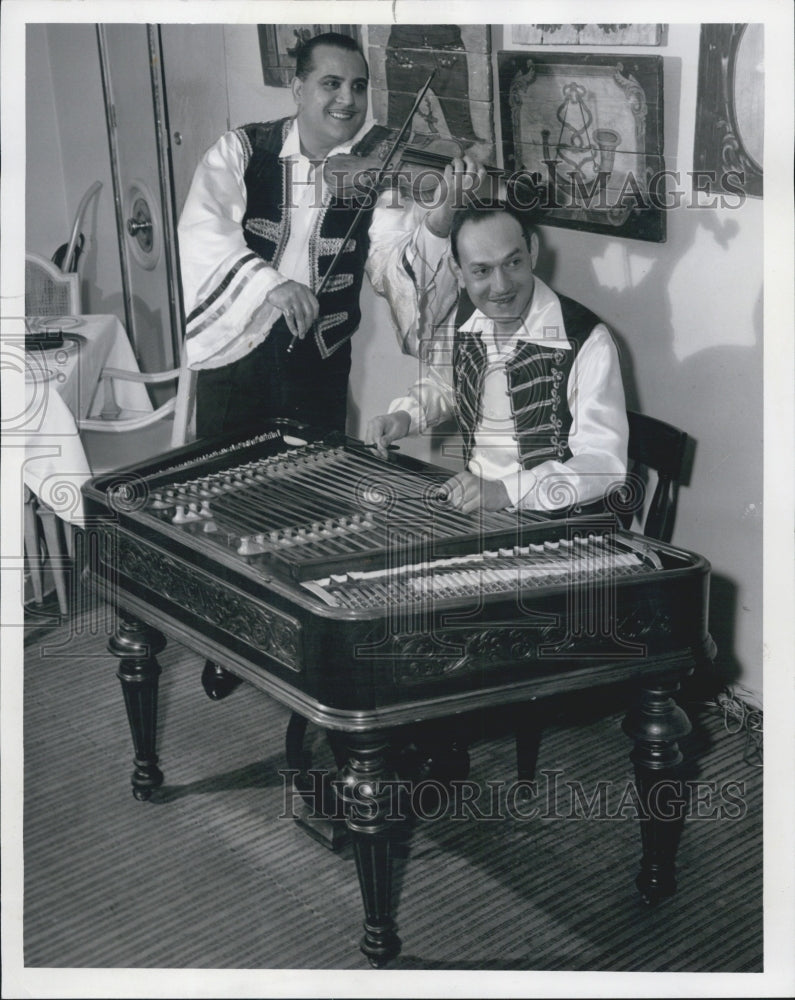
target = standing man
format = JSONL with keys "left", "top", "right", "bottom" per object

{"left": 366, "top": 202, "right": 628, "bottom": 515}
{"left": 178, "top": 31, "right": 482, "bottom": 440}
{"left": 177, "top": 31, "right": 485, "bottom": 698}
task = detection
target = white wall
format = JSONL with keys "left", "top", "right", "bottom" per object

{"left": 351, "top": 24, "right": 764, "bottom": 700}
{"left": 25, "top": 26, "right": 70, "bottom": 262}
{"left": 27, "top": 24, "right": 123, "bottom": 318}
{"left": 224, "top": 26, "right": 297, "bottom": 127}
{"left": 522, "top": 26, "right": 763, "bottom": 703}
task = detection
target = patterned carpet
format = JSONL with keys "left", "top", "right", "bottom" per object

{"left": 20, "top": 597, "right": 762, "bottom": 976}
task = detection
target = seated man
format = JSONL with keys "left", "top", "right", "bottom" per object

{"left": 365, "top": 202, "right": 628, "bottom": 514}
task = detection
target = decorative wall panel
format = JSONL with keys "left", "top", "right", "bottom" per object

{"left": 499, "top": 51, "right": 665, "bottom": 242}
{"left": 367, "top": 25, "right": 495, "bottom": 156}
{"left": 511, "top": 25, "right": 664, "bottom": 47}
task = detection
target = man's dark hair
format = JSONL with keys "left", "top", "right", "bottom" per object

{"left": 294, "top": 32, "right": 368, "bottom": 81}
{"left": 450, "top": 202, "right": 537, "bottom": 265}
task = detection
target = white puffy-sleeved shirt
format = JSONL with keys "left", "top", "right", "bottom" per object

{"left": 388, "top": 277, "right": 628, "bottom": 512}
{"left": 177, "top": 117, "right": 456, "bottom": 369}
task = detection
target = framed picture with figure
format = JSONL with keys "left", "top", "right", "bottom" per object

{"left": 498, "top": 51, "right": 666, "bottom": 242}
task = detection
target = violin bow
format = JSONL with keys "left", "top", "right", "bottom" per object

{"left": 286, "top": 70, "right": 436, "bottom": 355}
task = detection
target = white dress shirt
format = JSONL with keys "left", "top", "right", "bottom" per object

{"left": 388, "top": 277, "right": 628, "bottom": 511}
{"left": 178, "top": 118, "right": 452, "bottom": 369}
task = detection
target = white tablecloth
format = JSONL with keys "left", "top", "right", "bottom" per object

{"left": 22, "top": 314, "right": 153, "bottom": 525}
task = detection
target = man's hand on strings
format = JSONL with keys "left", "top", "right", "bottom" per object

{"left": 440, "top": 470, "right": 510, "bottom": 514}
{"left": 364, "top": 411, "right": 411, "bottom": 458}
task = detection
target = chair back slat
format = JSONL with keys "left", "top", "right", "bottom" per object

{"left": 626, "top": 410, "right": 688, "bottom": 543}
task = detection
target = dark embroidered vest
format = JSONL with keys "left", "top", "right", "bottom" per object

{"left": 453, "top": 292, "right": 602, "bottom": 469}
{"left": 236, "top": 118, "right": 375, "bottom": 358}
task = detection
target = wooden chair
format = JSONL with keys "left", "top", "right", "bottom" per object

{"left": 624, "top": 409, "right": 689, "bottom": 543}
{"left": 514, "top": 410, "right": 690, "bottom": 785}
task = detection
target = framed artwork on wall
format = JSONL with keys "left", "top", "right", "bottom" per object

{"left": 693, "top": 23, "right": 763, "bottom": 199}
{"left": 366, "top": 25, "right": 496, "bottom": 158}
{"left": 498, "top": 51, "right": 666, "bottom": 242}
{"left": 257, "top": 25, "right": 360, "bottom": 87}
{"left": 511, "top": 24, "right": 665, "bottom": 47}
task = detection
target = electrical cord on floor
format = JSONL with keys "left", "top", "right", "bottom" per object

{"left": 712, "top": 688, "right": 763, "bottom": 767}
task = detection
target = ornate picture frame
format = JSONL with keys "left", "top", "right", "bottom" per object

{"left": 366, "top": 25, "right": 495, "bottom": 155}
{"left": 693, "top": 23, "right": 763, "bottom": 199}
{"left": 511, "top": 24, "right": 665, "bottom": 47}
{"left": 498, "top": 51, "right": 665, "bottom": 242}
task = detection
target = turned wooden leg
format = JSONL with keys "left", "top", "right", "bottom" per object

{"left": 108, "top": 613, "right": 166, "bottom": 801}
{"left": 515, "top": 698, "right": 544, "bottom": 783}
{"left": 201, "top": 659, "right": 242, "bottom": 700}
{"left": 338, "top": 731, "right": 402, "bottom": 967}
{"left": 24, "top": 486, "right": 44, "bottom": 604}
{"left": 284, "top": 713, "right": 348, "bottom": 852}
{"left": 37, "top": 502, "right": 69, "bottom": 616}
{"left": 623, "top": 681, "right": 692, "bottom": 904}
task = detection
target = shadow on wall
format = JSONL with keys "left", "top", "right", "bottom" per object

{"left": 544, "top": 203, "right": 763, "bottom": 695}
{"left": 425, "top": 204, "right": 761, "bottom": 694}
{"left": 349, "top": 198, "right": 763, "bottom": 695}
{"left": 701, "top": 574, "right": 745, "bottom": 692}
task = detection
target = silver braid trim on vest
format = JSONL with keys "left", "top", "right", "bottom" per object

{"left": 245, "top": 218, "right": 283, "bottom": 243}
{"left": 315, "top": 235, "right": 357, "bottom": 257}
{"left": 320, "top": 273, "right": 355, "bottom": 293}
{"left": 314, "top": 312, "right": 351, "bottom": 359}
{"left": 310, "top": 223, "right": 359, "bottom": 355}
{"left": 271, "top": 159, "right": 292, "bottom": 267}
{"left": 234, "top": 127, "right": 253, "bottom": 166}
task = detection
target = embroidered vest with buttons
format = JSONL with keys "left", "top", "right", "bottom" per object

{"left": 453, "top": 294, "right": 602, "bottom": 470}
{"left": 236, "top": 118, "right": 375, "bottom": 359}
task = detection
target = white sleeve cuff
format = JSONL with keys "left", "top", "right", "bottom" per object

{"left": 503, "top": 469, "right": 538, "bottom": 509}
{"left": 415, "top": 218, "right": 451, "bottom": 268}
{"left": 259, "top": 268, "right": 290, "bottom": 297}
{"left": 388, "top": 396, "right": 423, "bottom": 435}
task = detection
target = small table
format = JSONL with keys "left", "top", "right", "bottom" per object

{"left": 80, "top": 426, "right": 717, "bottom": 968}
{"left": 21, "top": 315, "right": 152, "bottom": 612}
{"left": 23, "top": 314, "right": 151, "bottom": 527}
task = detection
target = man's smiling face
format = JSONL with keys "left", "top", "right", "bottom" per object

{"left": 292, "top": 44, "right": 369, "bottom": 159}
{"left": 453, "top": 213, "right": 538, "bottom": 335}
